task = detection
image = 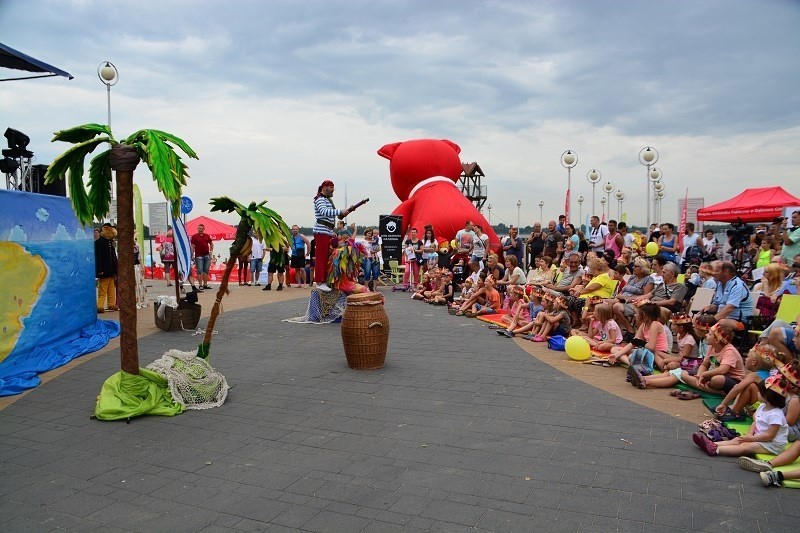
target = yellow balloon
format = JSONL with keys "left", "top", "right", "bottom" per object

{"left": 450, "top": 239, "right": 457, "bottom": 249}
{"left": 565, "top": 335, "right": 591, "bottom": 361}
{"left": 645, "top": 241, "right": 659, "bottom": 257}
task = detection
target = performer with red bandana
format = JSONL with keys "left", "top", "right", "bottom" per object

{"left": 313, "top": 180, "right": 350, "bottom": 291}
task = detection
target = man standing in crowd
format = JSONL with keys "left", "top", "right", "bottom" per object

{"left": 191, "top": 223, "right": 214, "bottom": 290}
{"left": 502, "top": 225, "right": 524, "bottom": 268}
{"left": 526, "top": 222, "right": 545, "bottom": 270}
{"left": 588, "top": 216, "right": 608, "bottom": 254}
{"left": 289, "top": 225, "right": 310, "bottom": 288}
{"left": 776, "top": 210, "right": 800, "bottom": 264}
{"left": 313, "top": 180, "right": 350, "bottom": 292}
{"left": 604, "top": 220, "right": 624, "bottom": 259}
{"left": 543, "top": 220, "right": 564, "bottom": 260}
{"left": 455, "top": 220, "right": 475, "bottom": 257}
{"left": 556, "top": 215, "right": 567, "bottom": 234}
{"left": 618, "top": 221, "right": 635, "bottom": 249}
{"left": 249, "top": 231, "right": 266, "bottom": 286}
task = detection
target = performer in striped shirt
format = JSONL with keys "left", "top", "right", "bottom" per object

{"left": 313, "top": 180, "right": 351, "bottom": 291}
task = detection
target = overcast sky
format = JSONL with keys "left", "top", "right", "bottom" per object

{"left": 1, "top": 0, "right": 798, "bottom": 232}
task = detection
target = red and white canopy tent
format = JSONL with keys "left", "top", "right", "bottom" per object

{"left": 697, "top": 186, "right": 800, "bottom": 223}
{"left": 154, "top": 215, "right": 237, "bottom": 243}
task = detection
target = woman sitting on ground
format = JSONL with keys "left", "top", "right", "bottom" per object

{"left": 607, "top": 302, "right": 667, "bottom": 371}
{"left": 610, "top": 257, "right": 655, "bottom": 333}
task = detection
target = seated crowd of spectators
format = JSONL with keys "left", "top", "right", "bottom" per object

{"left": 403, "top": 211, "right": 800, "bottom": 488}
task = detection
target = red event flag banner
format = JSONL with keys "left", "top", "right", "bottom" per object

{"left": 677, "top": 187, "right": 688, "bottom": 252}
{"left": 564, "top": 188, "right": 570, "bottom": 224}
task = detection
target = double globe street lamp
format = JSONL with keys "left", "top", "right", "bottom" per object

{"left": 638, "top": 146, "right": 659, "bottom": 227}
{"left": 561, "top": 150, "right": 577, "bottom": 224}
{"left": 586, "top": 169, "right": 601, "bottom": 218}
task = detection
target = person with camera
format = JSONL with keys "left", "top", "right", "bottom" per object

{"left": 702, "top": 261, "right": 754, "bottom": 331}
{"left": 775, "top": 211, "right": 800, "bottom": 265}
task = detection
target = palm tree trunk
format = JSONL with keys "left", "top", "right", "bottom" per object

{"left": 110, "top": 144, "right": 141, "bottom": 375}
{"left": 199, "top": 218, "right": 252, "bottom": 357}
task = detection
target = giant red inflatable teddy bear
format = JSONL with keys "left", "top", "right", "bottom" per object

{"left": 377, "top": 139, "right": 499, "bottom": 255}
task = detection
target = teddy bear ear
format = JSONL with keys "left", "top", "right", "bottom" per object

{"left": 440, "top": 139, "right": 461, "bottom": 155}
{"left": 377, "top": 142, "right": 402, "bottom": 160}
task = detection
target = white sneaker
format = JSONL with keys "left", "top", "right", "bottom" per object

{"left": 317, "top": 283, "right": 332, "bottom": 292}
{"left": 738, "top": 457, "right": 772, "bottom": 473}
{"left": 760, "top": 470, "right": 782, "bottom": 487}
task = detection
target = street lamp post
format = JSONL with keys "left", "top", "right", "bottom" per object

{"left": 639, "top": 146, "right": 659, "bottom": 227}
{"left": 600, "top": 197, "right": 607, "bottom": 220}
{"left": 487, "top": 203, "right": 492, "bottom": 225}
{"left": 577, "top": 195, "right": 584, "bottom": 230}
{"left": 650, "top": 167, "right": 663, "bottom": 223}
{"left": 516, "top": 200, "right": 521, "bottom": 229}
{"left": 586, "top": 169, "right": 601, "bottom": 217}
{"left": 603, "top": 181, "right": 614, "bottom": 220}
{"left": 654, "top": 182, "right": 665, "bottom": 223}
{"left": 615, "top": 190, "right": 625, "bottom": 220}
{"left": 561, "top": 150, "right": 578, "bottom": 224}
{"left": 538, "top": 200, "right": 544, "bottom": 222}
{"left": 97, "top": 61, "right": 119, "bottom": 129}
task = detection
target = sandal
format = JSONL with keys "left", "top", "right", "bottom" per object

{"left": 532, "top": 335, "right": 546, "bottom": 342}
{"left": 677, "top": 391, "right": 701, "bottom": 400}
{"left": 717, "top": 408, "right": 748, "bottom": 422}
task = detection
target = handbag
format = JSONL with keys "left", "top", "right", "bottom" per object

{"left": 548, "top": 335, "right": 567, "bottom": 351}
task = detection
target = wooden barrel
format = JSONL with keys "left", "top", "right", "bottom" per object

{"left": 341, "top": 292, "right": 390, "bottom": 369}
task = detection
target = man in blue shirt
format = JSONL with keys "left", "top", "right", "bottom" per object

{"left": 702, "top": 260, "right": 753, "bottom": 330}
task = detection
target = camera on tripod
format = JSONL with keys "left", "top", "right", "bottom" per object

{"left": 729, "top": 218, "right": 753, "bottom": 248}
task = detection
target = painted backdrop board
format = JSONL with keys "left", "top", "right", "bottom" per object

{"left": 0, "top": 190, "right": 119, "bottom": 396}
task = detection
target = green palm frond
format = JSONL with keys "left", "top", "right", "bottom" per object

{"left": 209, "top": 197, "right": 246, "bottom": 216}
{"left": 52, "top": 123, "right": 114, "bottom": 144}
{"left": 87, "top": 150, "right": 112, "bottom": 222}
{"left": 209, "top": 196, "right": 290, "bottom": 250}
{"left": 44, "top": 137, "right": 111, "bottom": 225}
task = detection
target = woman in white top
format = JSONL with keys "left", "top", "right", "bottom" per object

{"left": 422, "top": 226, "right": 439, "bottom": 272}
{"left": 497, "top": 255, "right": 526, "bottom": 288}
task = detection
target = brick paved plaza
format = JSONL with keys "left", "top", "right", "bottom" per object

{"left": 1, "top": 290, "right": 798, "bottom": 532}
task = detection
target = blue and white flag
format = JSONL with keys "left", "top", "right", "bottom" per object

{"left": 172, "top": 216, "right": 192, "bottom": 279}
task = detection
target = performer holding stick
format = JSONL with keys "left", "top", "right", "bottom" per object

{"left": 312, "top": 179, "right": 368, "bottom": 291}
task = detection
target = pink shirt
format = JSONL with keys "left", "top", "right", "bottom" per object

{"left": 707, "top": 343, "right": 746, "bottom": 381}
{"left": 604, "top": 231, "right": 622, "bottom": 258}
{"left": 641, "top": 321, "right": 668, "bottom": 353}
{"left": 592, "top": 319, "right": 623, "bottom": 345}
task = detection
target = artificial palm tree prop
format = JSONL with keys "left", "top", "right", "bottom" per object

{"left": 198, "top": 197, "right": 290, "bottom": 359}
{"left": 45, "top": 124, "right": 197, "bottom": 420}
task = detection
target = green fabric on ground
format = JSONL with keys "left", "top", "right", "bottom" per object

{"left": 94, "top": 369, "right": 185, "bottom": 421}
{"left": 675, "top": 382, "right": 723, "bottom": 401}
{"left": 724, "top": 420, "right": 752, "bottom": 436}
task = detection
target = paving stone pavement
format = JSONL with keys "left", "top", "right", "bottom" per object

{"left": 1, "top": 290, "right": 799, "bottom": 532}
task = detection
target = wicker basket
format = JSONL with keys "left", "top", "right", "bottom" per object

{"left": 341, "top": 292, "right": 390, "bottom": 369}
{"left": 154, "top": 300, "right": 202, "bottom": 332}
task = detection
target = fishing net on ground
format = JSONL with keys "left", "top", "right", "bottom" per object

{"left": 146, "top": 349, "right": 229, "bottom": 409}
{"left": 283, "top": 288, "right": 347, "bottom": 324}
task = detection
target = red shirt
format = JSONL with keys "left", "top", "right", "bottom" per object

{"left": 191, "top": 233, "right": 213, "bottom": 257}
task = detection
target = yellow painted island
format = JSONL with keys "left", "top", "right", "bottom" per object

{"left": 0, "top": 241, "right": 48, "bottom": 363}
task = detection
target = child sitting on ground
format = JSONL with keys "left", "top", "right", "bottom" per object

{"left": 607, "top": 302, "right": 668, "bottom": 374}
{"left": 455, "top": 273, "right": 487, "bottom": 315}
{"left": 738, "top": 361, "right": 800, "bottom": 487}
{"left": 693, "top": 376, "right": 789, "bottom": 458}
{"left": 633, "top": 322, "right": 744, "bottom": 393}
{"left": 531, "top": 294, "right": 572, "bottom": 342}
{"left": 498, "top": 288, "right": 543, "bottom": 338}
{"left": 662, "top": 314, "right": 699, "bottom": 371}
{"left": 499, "top": 286, "right": 528, "bottom": 325}
{"left": 433, "top": 271, "right": 455, "bottom": 306}
{"left": 508, "top": 293, "right": 554, "bottom": 339}
{"left": 469, "top": 276, "right": 503, "bottom": 317}
{"left": 574, "top": 303, "right": 623, "bottom": 352}
{"left": 412, "top": 271, "right": 433, "bottom": 300}
{"left": 715, "top": 344, "right": 781, "bottom": 422}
